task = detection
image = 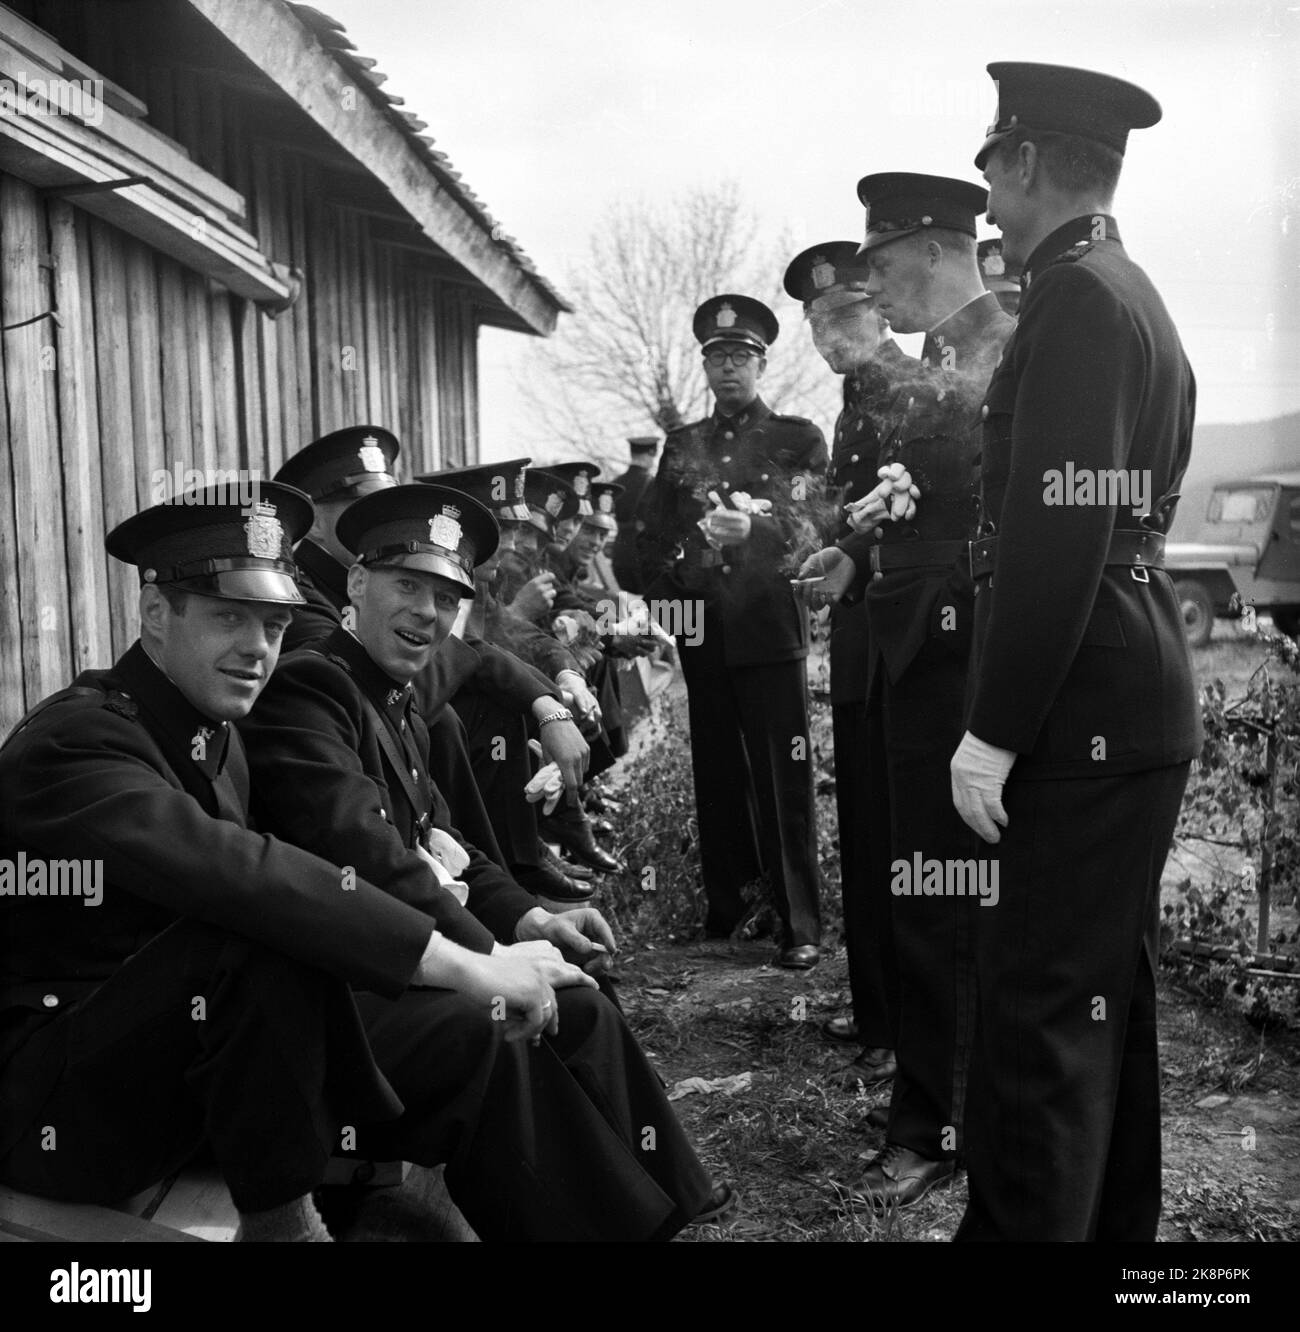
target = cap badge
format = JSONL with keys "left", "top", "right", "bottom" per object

{"left": 386, "top": 689, "right": 403, "bottom": 707}
{"left": 983, "top": 251, "right": 1005, "bottom": 277}
{"left": 811, "top": 258, "right": 836, "bottom": 290}
{"left": 597, "top": 492, "right": 615, "bottom": 513}
{"left": 358, "top": 442, "right": 386, "bottom": 473}
{"left": 244, "top": 501, "right": 284, "bottom": 560}
{"left": 572, "top": 473, "right": 590, "bottom": 496}
{"left": 514, "top": 471, "right": 526, "bottom": 498}
{"left": 545, "top": 491, "right": 563, "bottom": 516}
{"left": 429, "top": 507, "right": 463, "bottom": 551}
{"left": 715, "top": 302, "right": 737, "bottom": 329}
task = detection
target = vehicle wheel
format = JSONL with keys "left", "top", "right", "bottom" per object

{"left": 1175, "top": 579, "right": 1214, "bottom": 647}
{"left": 1272, "top": 607, "right": 1300, "bottom": 639}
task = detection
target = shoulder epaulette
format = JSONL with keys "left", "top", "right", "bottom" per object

{"left": 771, "top": 412, "right": 814, "bottom": 426}
{"left": 101, "top": 690, "right": 139, "bottom": 721}
{"left": 1049, "top": 240, "right": 1095, "bottom": 267}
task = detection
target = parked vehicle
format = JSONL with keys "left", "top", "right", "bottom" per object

{"left": 1166, "top": 472, "right": 1300, "bottom": 646}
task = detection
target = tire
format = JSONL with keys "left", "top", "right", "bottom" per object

{"left": 1272, "top": 607, "right": 1300, "bottom": 639}
{"left": 1175, "top": 579, "right": 1214, "bottom": 648}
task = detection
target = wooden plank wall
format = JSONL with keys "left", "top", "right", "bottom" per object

{"left": 0, "top": 9, "right": 487, "bottom": 730}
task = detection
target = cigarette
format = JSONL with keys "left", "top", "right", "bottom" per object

{"left": 790, "top": 576, "right": 825, "bottom": 586}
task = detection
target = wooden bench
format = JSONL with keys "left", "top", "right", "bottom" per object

{"left": 0, "top": 1160, "right": 416, "bottom": 1243}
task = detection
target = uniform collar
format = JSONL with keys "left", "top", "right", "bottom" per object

{"left": 712, "top": 396, "right": 771, "bottom": 430}
{"left": 117, "top": 641, "right": 232, "bottom": 780}
{"left": 923, "top": 292, "right": 1005, "bottom": 366}
{"left": 294, "top": 538, "right": 349, "bottom": 607}
{"left": 324, "top": 625, "right": 414, "bottom": 720}
{"left": 1022, "top": 214, "right": 1121, "bottom": 288}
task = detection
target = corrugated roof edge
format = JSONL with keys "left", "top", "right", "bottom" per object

{"left": 289, "top": 2, "right": 572, "bottom": 314}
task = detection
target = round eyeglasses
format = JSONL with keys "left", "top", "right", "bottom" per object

{"left": 704, "top": 349, "right": 759, "bottom": 368}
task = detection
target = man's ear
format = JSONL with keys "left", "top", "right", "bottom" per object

{"left": 756, "top": 355, "right": 767, "bottom": 379}
{"left": 139, "top": 583, "right": 168, "bottom": 639}
{"left": 1017, "top": 139, "right": 1038, "bottom": 189}
{"left": 346, "top": 562, "right": 368, "bottom": 603}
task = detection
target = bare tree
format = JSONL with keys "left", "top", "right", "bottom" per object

{"left": 516, "top": 182, "right": 842, "bottom": 472}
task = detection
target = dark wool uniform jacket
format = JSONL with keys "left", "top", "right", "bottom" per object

{"left": 825, "top": 341, "right": 916, "bottom": 704}
{"left": 0, "top": 644, "right": 434, "bottom": 1108}
{"left": 241, "top": 628, "right": 537, "bottom": 950}
{"left": 968, "top": 215, "right": 1202, "bottom": 777}
{"left": 635, "top": 397, "right": 829, "bottom": 668}
{"left": 841, "top": 294, "right": 1015, "bottom": 693}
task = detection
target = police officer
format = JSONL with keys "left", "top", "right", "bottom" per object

{"left": 637, "top": 295, "right": 828, "bottom": 967}
{"left": 782, "top": 242, "right": 905, "bottom": 1077}
{"left": 237, "top": 482, "right": 731, "bottom": 1238}
{"left": 611, "top": 437, "right": 661, "bottom": 591}
{"left": 952, "top": 63, "right": 1200, "bottom": 1242}
{"left": 798, "top": 178, "right": 1015, "bottom": 1206}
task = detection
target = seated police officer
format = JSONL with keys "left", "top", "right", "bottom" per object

{"left": 239, "top": 483, "right": 734, "bottom": 1235}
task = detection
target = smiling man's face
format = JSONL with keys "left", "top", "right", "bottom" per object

{"left": 346, "top": 563, "right": 463, "bottom": 682}
{"left": 146, "top": 590, "right": 293, "bottom": 721}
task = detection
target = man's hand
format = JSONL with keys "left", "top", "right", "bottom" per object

{"left": 413, "top": 932, "right": 594, "bottom": 1043}
{"left": 531, "top": 702, "right": 590, "bottom": 794}
{"left": 845, "top": 465, "right": 921, "bottom": 531}
{"left": 950, "top": 730, "right": 1017, "bottom": 843}
{"left": 608, "top": 632, "right": 659, "bottom": 658}
{"left": 556, "top": 669, "right": 601, "bottom": 727}
{"left": 795, "top": 548, "right": 857, "bottom": 607}
{"left": 700, "top": 508, "right": 752, "bottom": 546}
{"left": 511, "top": 571, "right": 557, "bottom": 621}
{"left": 517, "top": 905, "right": 618, "bottom": 977}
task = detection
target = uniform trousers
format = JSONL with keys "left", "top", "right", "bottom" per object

{"left": 0, "top": 923, "right": 711, "bottom": 1240}
{"left": 677, "top": 632, "right": 820, "bottom": 948}
{"left": 867, "top": 641, "right": 977, "bottom": 1159}
{"left": 832, "top": 699, "right": 896, "bottom": 1046}
{"left": 955, "top": 762, "right": 1190, "bottom": 1241}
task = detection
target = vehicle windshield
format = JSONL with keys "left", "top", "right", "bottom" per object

{"left": 1207, "top": 487, "right": 1274, "bottom": 524}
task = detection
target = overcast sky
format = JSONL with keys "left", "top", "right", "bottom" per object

{"left": 321, "top": 0, "right": 1300, "bottom": 456}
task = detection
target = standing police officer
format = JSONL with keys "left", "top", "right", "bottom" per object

{"left": 798, "top": 178, "right": 1015, "bottom": 1206}
{"left": 637, "top": 296, "right": 828, "bottom": 968}
{"left": 782, "top": 243, "right": 904, "bottom": 1070}
{"left": 953, "top": 64, "right": 1200, "bottom": 1241}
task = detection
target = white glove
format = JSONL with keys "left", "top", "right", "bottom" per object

{"left": 524, "top": 739, "right": 566, "bottom": 814}
{"left": 950, "top": 730, "right": 1017, "bottom": 844}
{"left": 415, "top": 833, "right": 469, "bottom": 905}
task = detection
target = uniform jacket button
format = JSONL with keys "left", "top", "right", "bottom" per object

{"left": 850, "top": 453, "right": 859, "bottom": 463}
{"left": 42, "top": 994, "right": 58, "bottom": 1008}
{"left": 721, "top": 455, "right": 731, "bottom": 463}
{"left": 874, "top": 527, "right": 884, "bottom": 539}
{"left": 723, "top": 431, "right": 735, "bottom": 441}
{"left": 872, "top": 572, "right": 884, "bottom": 582}
{"left": 981, "top": 404, "right": 990, "bottom": 419}
{"left": 721, "top": 565, "right": 731, "bottom": 574}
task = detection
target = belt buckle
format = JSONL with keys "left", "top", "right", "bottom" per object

{"left": 1131, "top": 561, "right": 1149, "bottom": 583}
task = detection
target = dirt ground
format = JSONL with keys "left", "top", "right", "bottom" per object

{"left": 603, "top": 616, "right": 1300, "bottom": 1241}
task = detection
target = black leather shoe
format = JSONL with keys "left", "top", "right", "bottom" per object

{"left": 821, "top": 1016, "right": 860, "bottom": 1045}
{"left": 839, "top": 1047, "right": 897, "bottom": 1088}
{"left": 539, "top": 810, "right": 625, "bottom": 874}
{"left": 858, "top": 1143, "right": 955, "bottom": 1211}
{"left": 690, "top": 1182, "right": 737, "bottom": 1225}
{"left": 775, "top": 944, "right": 820, "bottom": 970}
{"left": 514, "top": 859, "right": 595, "bottom": 904}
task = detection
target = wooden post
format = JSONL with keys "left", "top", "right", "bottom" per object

{"left": 48, "top": 198, "right": 111, "bottom": 676}
{"left": 1, "top": 174, "right": 71, "bottom": 703}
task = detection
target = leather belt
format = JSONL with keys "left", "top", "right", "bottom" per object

{"left": 867, "top": 539, "right": 968, "bottom": 574}
{"left": 969, "top": 528, "right": 1166, "bottom": 581}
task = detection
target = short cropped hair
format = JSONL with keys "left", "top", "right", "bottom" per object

{"left": 991, "top": 128, "right": 1123, "bottom": 200}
